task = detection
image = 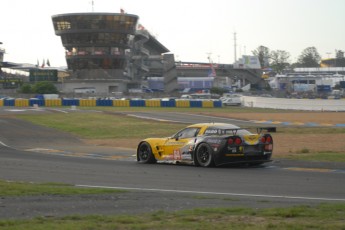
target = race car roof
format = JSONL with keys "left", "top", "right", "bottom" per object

{"left": 187, "top": 123, "right": 240, "bottom": 129}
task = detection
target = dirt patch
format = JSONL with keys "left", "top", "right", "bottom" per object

{"left": 274, "top": 133, "right": 345, "bottom": 155}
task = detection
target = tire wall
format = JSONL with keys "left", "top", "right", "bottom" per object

{"left": 0, "top": 99, "right": 222, "bottom": 108}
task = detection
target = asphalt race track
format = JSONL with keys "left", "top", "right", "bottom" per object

{"left": 0, "top": 108, "right": 345, "bottom": 218}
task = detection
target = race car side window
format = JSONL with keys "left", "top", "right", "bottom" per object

{"left": 175, "top": 127, "right": 200, "bottom": 139}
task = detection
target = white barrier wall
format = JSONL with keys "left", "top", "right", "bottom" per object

{"left": 242, "top": 96, "right": 345, "bottom": 111}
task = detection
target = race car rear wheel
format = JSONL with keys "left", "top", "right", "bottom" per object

{"left": 195, "top": 143, "right": 214, "bottom": 167}
{"left": 137, "top": 142, "right": 156, "bottom": 164}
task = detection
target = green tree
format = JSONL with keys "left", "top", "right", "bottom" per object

{"left": 20, "top": 83, "right": 33, "bottom": 93}
{"left": 297, "top": 47, "right": 321, "bottom": 67}
{"left": 335, "top": 50, "right": 345, "bottom": 67}
{"left": 270, "top": 50, "right": 291, "bottom": 73}
{"left": 336, "top": 50, "right": 344, "bottom": 59}
{"left": 32, "top": 82, "right": 58, "bottom": 94}
{"left": 210, "top": 87, "right": 227, "bottom": 95}
{"left": 252, "top": 46, "right": 270, "bottom": 68}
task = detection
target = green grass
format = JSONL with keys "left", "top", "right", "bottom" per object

{"left": 16, "top": 112, "right": 186, "bottom": 139}
{"left": 15, "top": 109, "right": 345, "bottom": 162}
{"left": 0, "top": 180, "right": 125, "bottom": 196}
{"left": 16, "top": 110, "right": 345, "bottom": 139}
{"left": 0, "top": 204, "right": 344, "bottom": 229}
{"left": 281, "top": 151, "right": 345, "bottom": 162}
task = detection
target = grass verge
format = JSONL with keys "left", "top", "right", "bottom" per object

{"left": 279, "top": 151, "right": 345, "bottom": 162}
{"left": 16, "top": 112, "right": 186, "bottom": 139}
{"left": 15, "top": 111, "right": 345, "bottom": 162}
{"left": 0, "top": 180, "right": 125, "bottom": 196}
{"left": 0, "top": 204, "right": 344, "bottom": 229}
{"left": 0, "top": 180, "right": 344, "bottom": 229}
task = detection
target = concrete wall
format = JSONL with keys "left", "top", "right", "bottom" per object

{"left": 242, "top": 96, "right": 345, "bottom": 111}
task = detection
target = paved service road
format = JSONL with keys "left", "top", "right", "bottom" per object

{"left": 0, "top": 109, "right": 345, "bottom": 218}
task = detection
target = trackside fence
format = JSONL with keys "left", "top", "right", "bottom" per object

{"left": 0, "top": 98, "right": 222, "bottom": 108}
{"left": 242, "top": 96, "right": 345, "bottom": 111}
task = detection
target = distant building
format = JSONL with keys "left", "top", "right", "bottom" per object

{"left": 52, "top": 12, "right": 177, "bottom": 94}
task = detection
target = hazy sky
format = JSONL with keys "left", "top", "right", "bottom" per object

{"left": 1, "top": 0, "right": 344, "bottom": 67}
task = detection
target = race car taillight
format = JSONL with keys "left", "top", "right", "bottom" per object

{"left": 261, "top": 135, "right": 272, "bottom": 143}
{"left": 235, "top": 137, "right": 242, "bottom": 145}
{"left": 228, "top": 137, "right": 242, "bottom": 145}
{"left": 266, "top": 136, "right": 272, "bottom": 143}
{"left": 261, "top": 135, "right": 273, "bottom": 151}
{"left": 228, "top": 138, "right": 234, "bottom": 145}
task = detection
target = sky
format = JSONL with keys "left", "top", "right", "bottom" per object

{"left": 1, "top": 0, "right": 344, "bottom": 67}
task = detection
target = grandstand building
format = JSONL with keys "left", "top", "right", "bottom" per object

{"left": 52, "top": 12, "right": 177, "bottom": 94}
{"left": 52, "top": 12, "right": 265, "bottom": 96}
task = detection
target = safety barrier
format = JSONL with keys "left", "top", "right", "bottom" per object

{"left": 62, "top": 99, "right": 79, "bottom": 106}
{"left": 176, "top": 100, "right": 190, "bottom": 108}
{"left": 0, "top": 98, "right": 223, "bottom": 108}
{"left": 79, "top": 99, "right": 96, "bottom": 107}
{"left": 45, "top": 99, "right": 62, "bottom": 107}
{"left": 161, "top": 100, "right": 176, "bottom": 107}
{"left": 14, "top": 99, "right": 29, "bottom": 107}
{"left": 96, "top": 99, "right": 112, "bottom": 106}
{"left": 29, "top": 99, "right": 45, "bottom": 106}
{"left": 113, "top": 100, "right": 130, "bottom": 107}
{"left": 129, "top": 100, "right": 145, "bottom": 107}
{"left": 145, "top": 100, "right": 161, "bottom": 107}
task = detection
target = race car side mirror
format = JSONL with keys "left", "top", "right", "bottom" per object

{"left": 174, "top": 133, "right": 183, "bottom": 141}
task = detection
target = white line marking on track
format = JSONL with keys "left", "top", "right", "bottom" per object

{"left": 48, "top": 108, "right": 69, "bottom": 113}
{"left": 0, "top": 141, "right": 10, "bottom": 147}
{"left": 173, "top": 112, "right": 254, "bottom": 123}
{"left": 76, "top": 185, "right": 345, "bottom": 202}
{"left": 127, "top": 114, "right": 179, "bottom": 123}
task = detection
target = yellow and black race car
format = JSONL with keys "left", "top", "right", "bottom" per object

{"left": 137, "top": 123, "right": 275, "bottom": 167}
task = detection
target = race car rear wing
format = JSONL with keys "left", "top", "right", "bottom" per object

{"left": 205, "top": 127, "right": 276, "bottom": 136}
{"left": 257, "top": 127, "right": 276, "bottom": 133}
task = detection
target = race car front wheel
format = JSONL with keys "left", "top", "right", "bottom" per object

{"left": 195, "top": 143, "right": 214, "bottom": 167}
{"left": 137, "top": 142, "right": 156, "bottom": 164}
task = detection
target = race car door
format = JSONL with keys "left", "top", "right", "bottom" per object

{"left": 163, "top": 127, "right": 201, "bottom": 161}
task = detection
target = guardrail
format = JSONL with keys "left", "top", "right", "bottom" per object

{"left": 242, "top": 96, "right": 345, "bottom": 111}
{"left": 0, "top": 98, "right": 223, "bottom": 108}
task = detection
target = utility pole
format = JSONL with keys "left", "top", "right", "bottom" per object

{"left": 206, "top": 52, "right": 212, "bottom": 63}
{"left": 233, "top": 32, "right": 237, "bottom": 63}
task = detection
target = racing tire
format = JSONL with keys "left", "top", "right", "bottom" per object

{"left": 137, "top": 142, "right": 156, "bottom": 164}
{"left": 194, "top": 143, "right": 214, "bottom": 167}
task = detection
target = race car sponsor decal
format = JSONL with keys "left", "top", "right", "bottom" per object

{"left": 205, "top": 129, "right": 220, "bottom": 135}
{"left": 166, "top": 141, "right": 186, "bottom": 146}
{"left": 163, "top": 149, "right": 192, "bottom": 161}
{"left": 227, "top": 147, "right": 238, "bottom": 153}
{"left": 173, "top": 149, "right": 182, "bottom": 160}
{"left": 206, "top": 138, "right": 222, "bottom": 144}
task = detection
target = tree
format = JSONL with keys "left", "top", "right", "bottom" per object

{"left": 20, "top": 84, "right": 33, "bottom": 93}
{"left": 252, "top": 46, "right": 270, "bottom": 68}
{"left": 336, "top": 50, "right": 344, "bottom": 59}
{"left": 270, "top": 50, "right": 291, "bottom": 73}
{"left": 335, "top": 50, "right": 345, "bottom": 67}
{"left": 210, "top": 87, "right": 227, "bottom": 95}
{"left": 32, "top": 82, "right": 58, "bottom": 94}
{"left": 296, "top": 47, "right": 321, "bottom": 67}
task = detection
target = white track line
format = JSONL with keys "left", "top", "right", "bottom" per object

{"left": 0, "top": 141, "right": 10, "bottom": 147}
{"left": 76, "top": 184, "right": 345, "bottom": 202}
